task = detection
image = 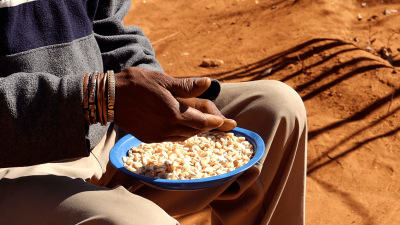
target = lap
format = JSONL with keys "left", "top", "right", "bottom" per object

{"left": 0, "top": 174, "right": 178, "bottom": 225}
{"left": 0, "top": 80, "right": 306, "bottom": 225}
{"left": 131, "top": 80, "right": 307, "bottom": 223}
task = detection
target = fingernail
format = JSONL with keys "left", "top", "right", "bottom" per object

{"left": 225, "top": 119, "right": 237, "bottom": 126}
{"left": 195, "top": 78, "right": 207, "bottom": 86}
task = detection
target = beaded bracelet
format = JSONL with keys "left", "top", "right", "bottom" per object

{"left": 107, "top": 70, "right": 115, "bottom": 122}
{"left": 83, "top": 70, "right": 115, "bottom": 126}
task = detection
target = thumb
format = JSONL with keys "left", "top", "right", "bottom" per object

{"left": 166, "top": 77, "right": 212, "bottom": 98}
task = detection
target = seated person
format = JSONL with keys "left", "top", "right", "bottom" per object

{"left": 0, "top": 0, "right": 307, "bottom": 224}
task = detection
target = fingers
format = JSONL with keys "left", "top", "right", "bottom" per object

{"left": 165, "top": 118, "right": 236, "bottom": 142}
{"left": 216, "top": 119, "right": 237, "bottom": 131}
{"left": 179, "top": 105, "right": 224, "bottom": 131}
{"left": 177, "top": 97, "right": 223, "bottom": 117}
{"left": 164, "top": 77, "right": 212, "bottom": 98}
{"left": 177, "top": 98, "right": 237, "bottom": 131}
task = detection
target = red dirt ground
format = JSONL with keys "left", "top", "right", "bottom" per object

{"left": 124, "top": 0, "right": 400, "bottom": 224}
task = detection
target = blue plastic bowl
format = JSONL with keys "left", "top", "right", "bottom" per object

{"left": 109, "top": 127, "right": 265, "bottom": 191}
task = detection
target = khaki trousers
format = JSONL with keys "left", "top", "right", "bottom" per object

{"left": 0, "top": 80, "right": 307, "bottom": 225}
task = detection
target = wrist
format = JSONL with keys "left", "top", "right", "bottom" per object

{"left": 82, "top": 70, "right": 115, "bottom": 126}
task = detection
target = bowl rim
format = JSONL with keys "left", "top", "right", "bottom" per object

{"left": 109, "top": 127, "right": 265, "bottom": 185}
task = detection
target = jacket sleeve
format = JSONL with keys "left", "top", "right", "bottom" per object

{"left": 93, "top": 0, "right": 163, "bottom": 73}
{"left": 92, "top": 0, "right": 223, "bottom": 101}
{"left": 0, "top": 71, "right": 88, "bottom": 168}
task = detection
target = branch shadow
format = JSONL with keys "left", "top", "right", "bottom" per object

{"left": 309, "top": 176, "right": 376, "bottom": 225}
{"left": 308, "top": 87, "right": 398, "bottom": 140}
{"left": 393, "top": 59, "right": 400, "bottom": 67}
{"left": 203, "top": 38, "right": 356, "bottom": 81}
{"left": 193, "top": 38, "right": 397, "bottom": 179}
{"left": 308, "top": 103, "right": 400, "bottom": 175}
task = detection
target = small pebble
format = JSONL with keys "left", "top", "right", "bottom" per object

{"left": 384, "top": 9, "right": 391, "bottom": 15}
{"left": 358, "top": 14, "right": 362, "bottom": 20}
{"left": 365, "top": 46, "right": 374, "bottom": 52}
{"left": 261, "top": 67, "right": 273, "bottom": 76}
{"left": 368, "top": 15, "right": 379, "bottom": 21}
{"left": 361, "top": 3, "right": 366, "bottom": 7}
{"left": 354, "top": 37, "right": 360, "bottom": 42}
{"left": 201, "top": 59, "right": 224, "bottom": 67}
{"left": 272, "top": 5, "right": 276, "bottom": 9}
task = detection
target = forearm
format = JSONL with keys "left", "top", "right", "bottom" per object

{"left": 0, "top": 72, "right": 88, "bottom": 168}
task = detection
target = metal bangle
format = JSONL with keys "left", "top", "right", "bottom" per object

{"left": 97, "top": 72, "right": 104, "bottom": 125}
{"left": 102, "top": 71, "right": 108, "bottom": 125}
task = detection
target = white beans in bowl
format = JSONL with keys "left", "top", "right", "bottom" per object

{"left": 122, "top": 131, "right": 254, "bottom": 180}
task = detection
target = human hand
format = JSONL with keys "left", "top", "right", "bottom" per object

{"left": 176, "top": 97, "right": 236, "bottom": 132}
{"left": 113, "top": 67, "right": 236, "bottom": 143}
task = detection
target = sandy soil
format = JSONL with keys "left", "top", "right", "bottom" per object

{"left": 124, "top": 0, "right": 400, "bottom": 224}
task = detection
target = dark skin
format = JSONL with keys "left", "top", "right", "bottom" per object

{"left": 113, "top": 67, "right": 237, "bottom": 143}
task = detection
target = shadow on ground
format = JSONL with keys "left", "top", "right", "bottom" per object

{"left": 187, "top": 38, "right": 399, "bottom": 225}
{"left": 204, "top": 38, "right": 397, "bottom": 174}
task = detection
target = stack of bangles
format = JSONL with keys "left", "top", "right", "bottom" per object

{"left": 82, "top": 70, "right": 115, "bottom": 126}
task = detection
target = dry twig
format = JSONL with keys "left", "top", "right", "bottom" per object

{"left": 297, "top": 54, "right": 306, "bottom": 74}
{"left": 367, "top": 25, "right": 377, "bottom": 45}
{"left": 327, "top": 154, "right": 343, "bottom": 168}
{"left": 151, "top": 31, "right": 182, "bottom": 45}
{"left": 387, "top": 90, "right": 395, "bottom": 114}
{"left": 385, "top": 30, "right": 398, "bottom": 49}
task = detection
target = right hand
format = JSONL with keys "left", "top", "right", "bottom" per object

{"left": 113, "top": 67, "right": 236, "bottom": 143}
